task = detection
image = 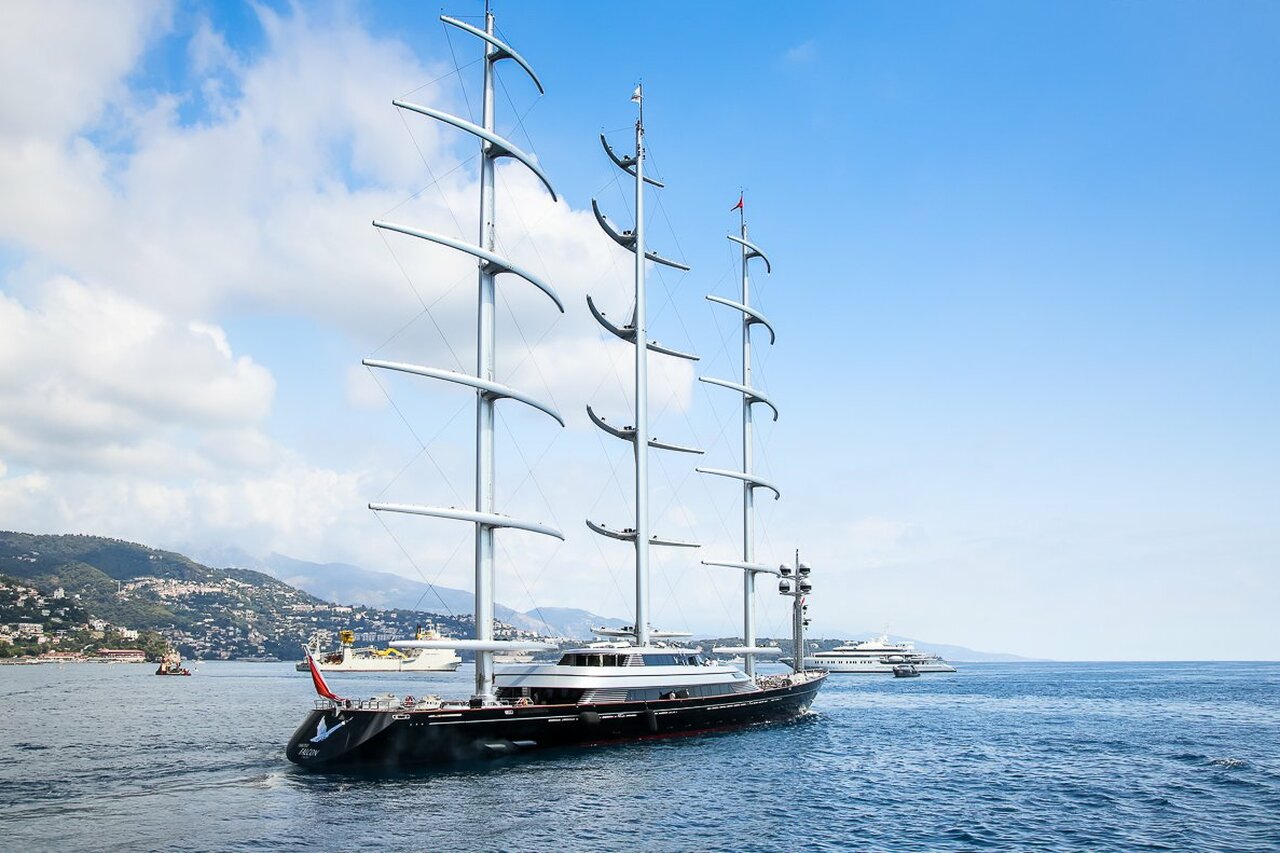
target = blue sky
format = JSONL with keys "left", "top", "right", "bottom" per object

{"left": 0, "top": 1, "right": 1276, "bottom": 659}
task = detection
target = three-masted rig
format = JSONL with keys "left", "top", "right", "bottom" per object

{"left": 286, "top": 11, "right": 824, "bottom": 771}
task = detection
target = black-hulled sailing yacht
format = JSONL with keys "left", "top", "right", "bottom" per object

{"left": 286, "top": 9, "right": 823, "bottom": 770}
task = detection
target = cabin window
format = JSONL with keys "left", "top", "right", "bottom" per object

{"left": 625, "top": 683, "right": 735, "bottom": 701}
{"left": 520, "top": 687, "right": 584, "bottom": 705}
{"left": 557, "top": 653, "right": 629, "bottom": 666}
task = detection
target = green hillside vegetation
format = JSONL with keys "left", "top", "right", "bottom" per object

{"left": 48, "top": 560, "right": 181, "bottom": 627}
{"left": 0, "top": 532, "right": 510, "bottom": 660}
{"left": 0, "top": 533, "right": 297, "bottom": 633}
{"left": 0, "top": 532, "right": 209, "bottom": 581}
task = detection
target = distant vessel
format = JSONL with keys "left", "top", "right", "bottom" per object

{"left": 492, "top": 649, "right": 536, "bottom": 664}
{"left": 296, "top": 627, "right": 461, "bottom": 673}
{"left": 892, "top": 663, "right": 919, "bottom": 678}
{"left": 804, "top": 635, "right": 957, "bottom": 674}
{"left": 155, "top": 650, "right": 192, "bottom": 676}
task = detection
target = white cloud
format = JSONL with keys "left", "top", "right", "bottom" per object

{"left": 0, "top": 4, "right": 704, "bottom": 593}
{"left": 0, "top": 455, "right": 374, "bottom": 566}
{"left": 0, "top": 276, "right": 275, "bottom": 474}
{"left": 783, "top": 40, "right": 818, "bottom": 65}
{"left": 0, "top": 1, "right": 171, "bottom": 139}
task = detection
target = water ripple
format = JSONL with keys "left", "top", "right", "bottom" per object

{"left": 2, "top": 661, "right": 1279, "bottom": 850}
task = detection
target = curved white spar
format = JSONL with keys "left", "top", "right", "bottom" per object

{"left": 585, "top": 520, "right": 699, "bottom": 548}
{"left": 363, "top": 358, "right": 564, "bottom": 426}
{"left": 586, "top": 295, "right": 698, "bottom": 360}
{"left": 440, "top": 15, "right": 545, "bottom": 94}
{"left": 373, "top": 220, "right": 564, "bottom": 313}
{"left": 698, "top": 376, "right": 780, "bottom": 422}
{"left": 701, "top": 559, "right": 784, "bottom": 577}
{"left": 695, "top": 467, "right": 781, "bottom": 501}
{"left": 586, "top": 405, "right": 703, "bottom": 454}
{"left": 706, "top": 294, "right": 776, "bottom": 345}
{"left": 370, "top": 503, "right": 564, "bottom": 540}
{"left": 392, "top": 100, "right": 557, "bottom": 201}
{"left": 585, "top": 404, "right": 632, "bottom": 441}
{"left": 600, "top": 133, "right": 665, "bottom": 188}
{"left": 727, "top": 234, "right": 772, "bottom": 274}
{"left": 648, "top": 437, "right": 704, "bottom": 455}
{"left": 590, "top": 199, "right": 691, "bottom": 271}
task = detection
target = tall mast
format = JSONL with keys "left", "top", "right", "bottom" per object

{"left": 632, "top": 93, "right": 651, "bottom": 648}
{"left": 474, "top": 7, "right": 500, "bottom": 704}
{"left": 738, "top": 207, "right": 756, "bottom": 676}
{"left": 371, "top": 9, "right": 562, "bottom": 704}
{"left": 587, "top": 85, "right": 700, "bottom": 648}
{"left": 701, "top": 195, "right": 780, "bottom": 680}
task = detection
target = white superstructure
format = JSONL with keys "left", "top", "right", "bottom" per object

{"left": 804, "top": 635, "right": 957, "bottom": 674}
{"left": 493, "top": 645, "right": 762, "bottom": 705}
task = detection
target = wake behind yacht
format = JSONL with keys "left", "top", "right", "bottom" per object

{"left": 804, "top": 635, "right": 957, "bottom": 674}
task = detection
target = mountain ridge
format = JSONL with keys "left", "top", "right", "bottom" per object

{"left": 193, "top": 550, "right": 631, "bottom": 640}
{"left": 204, "top": 551, "right": 1037, "bottom": 661}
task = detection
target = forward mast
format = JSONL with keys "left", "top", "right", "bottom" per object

{"left": 369, "top": 8, "right": 562, "bottom": 705}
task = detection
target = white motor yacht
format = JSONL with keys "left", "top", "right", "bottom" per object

{"left": 804, "top": 635, "right": 957, "bottom": 674}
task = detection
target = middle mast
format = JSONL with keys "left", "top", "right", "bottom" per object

{"left": 586, "top": 85, "right": 701, "bottom": 648}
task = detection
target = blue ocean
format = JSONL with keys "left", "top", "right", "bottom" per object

{"left": 3, "top": 661, "right": 1278, "bottom": 851}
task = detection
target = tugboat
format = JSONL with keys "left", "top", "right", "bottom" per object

{"left": 155, "top": 650, "right": 191, "bottom": 676}
{"left": 285, "top": 7, "right": 823, "bottom": 770}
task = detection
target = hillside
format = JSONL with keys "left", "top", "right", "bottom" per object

{"left": 0, "top": 532, "right": 531, "bottom": 660}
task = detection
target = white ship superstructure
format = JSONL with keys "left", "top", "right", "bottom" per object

{"left": 301, "top": 629, "right": 461, "bottom": 673}
{"left": 805, "top": 635, "right": 957, "bottom": 674}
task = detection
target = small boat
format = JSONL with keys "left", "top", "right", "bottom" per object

{"left": 155, "top": 650, "right": 192, "bottom": 676}
{"left": 892, "top": 664, "right": 919, "bottom": 678}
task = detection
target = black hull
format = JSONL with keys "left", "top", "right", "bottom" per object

{"left": 286, "top": 672, "right": 826, "bottom": 769}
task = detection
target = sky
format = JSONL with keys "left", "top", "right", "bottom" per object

{"left": 1, "top": 1, "right": 1276, "bottom": 660}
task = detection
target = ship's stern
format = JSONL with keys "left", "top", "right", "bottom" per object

{"left": 285, "top": 706, "right": 394, "bottom": 768}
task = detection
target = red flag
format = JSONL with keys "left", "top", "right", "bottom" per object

{"left": 305, "top": 647, "right": 341, "bottom": 701}
{"left": 731, "top": 194, "right": 744, "bottom": 212}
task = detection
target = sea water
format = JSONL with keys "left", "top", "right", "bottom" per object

{"left": 1, "top": 661, "right": 1277, "bottom": 851}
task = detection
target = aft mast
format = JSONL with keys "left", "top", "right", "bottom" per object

{"left": 371, "top": 7, "right": 561, "bottom": 705}
{"left": 699, "top": 195, "right": 783, "bottom": 680}
{"left": 586, "top": 85, "right": 701, "bottom": 648}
